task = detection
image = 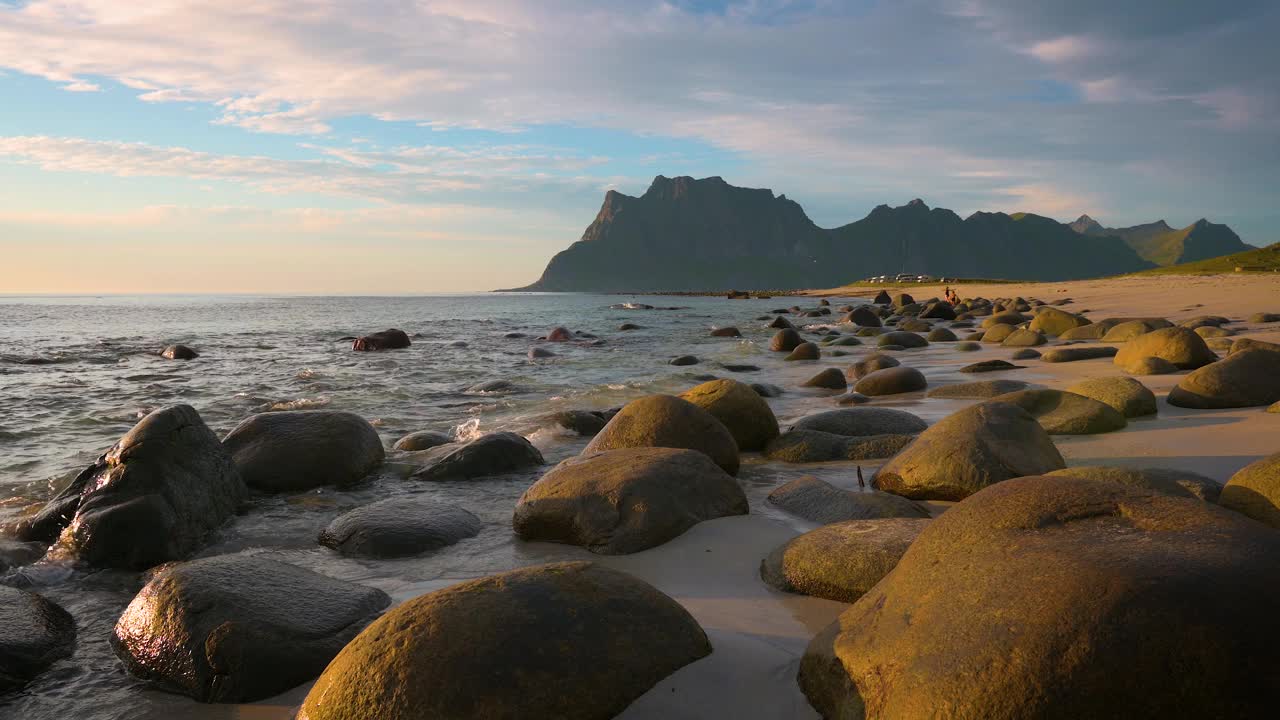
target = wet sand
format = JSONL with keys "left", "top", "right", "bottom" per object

{"left": 159, "top": 275, "right": 1280, "bottom": 718}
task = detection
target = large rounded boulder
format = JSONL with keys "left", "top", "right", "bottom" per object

{"left": 1065, "top": 376, "right": 1157, "bottom": 418}
{"left": 764, "top": 430, "right": 917, "bottom": 463}
{"left": 761, "top": 518, "right": 929, "bottom": 603}
{"left": 770, "top": 328, "right": 803, "bottom": 352}
{"left": 351, "top": 328, "right": 411, "bottom": 351}
{"left": 1166, "top": 349, "right": 1280, "bottom": 408}
{"left": 876, "top": 331, "right": 928, "bottom": 349}
{"left": 319, "top": 497, "right": 482, "bottom": 558}
{"left": 1113, "top": 326, "right": 1217, "bottom": 372}
{"left": 411, "top": 431, "right": 544, "bottom": 481}
{"left": 791, "top": 408, "right": 927, "bottom": 437}
{"left": 12, "top": 404, "right": 244, "bottom": 569}
{"left": 223, "top": 410, "right": 384, "bottom": 492}
{"left": 679, "top": 379, "right": 779, "bottom": 452}
{"left": 0, "top": 587, "right": 76, "bottom": 694}
{"left": 1039, "top": 346, "right": 1117, "bottom": 363}
{"left": 1028, "top": 307, "right": 1089, "bottom": 336}
{"left": 296, "top": 561, "right": 710, "bottom": 720}
{"left": 1218, "top": 452, "right": 1280, "bottom": 528}
{"left": 926, "top": 379, "right": 1028, "bottom": 399}
{"left": 875, "top": 402, "right": 1064, "bottom": 500}
{"left": 112, "top": 555, "right": 390, "bottom": 703}
{"left": 583, "top": 395, "right": 739, "bottom": 475}
{"left": 513, "top": 447, "right": 747, "bottom": 554}
{"left": 845, "top": 306, "right": 881, "bottom": 327}
{"left": 847, "top": 353, "right": 899, "bottom": 380}
{"left": 1045, "top": 465, "right": 1220, "bottom": 501}
{"left": 766, "top": 476, "right": 929, "bottom": 523}
{"left": 798, "top": 476, "right": 1280, "bottom": 719}
{"left": 853, "top": 366, "right": 927, "bottom": 396}
{"left": 988, "top": 389, "right": 1127, "bottom": 435}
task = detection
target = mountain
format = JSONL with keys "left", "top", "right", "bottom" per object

{"left": 1070, "top": 215, "right": 1250, "bottom": 266}
{"left": 1128, "top": 241, "right": 1280, "bottom": 276}
{"left": 507, "top": 175, "right": 1171, "bottom": 292}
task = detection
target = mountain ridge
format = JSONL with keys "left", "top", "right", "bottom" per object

{"left": 1069, "top": 214, "right": 1249, "bottom": 266}
{"left": 505, "top": 175, "right": 1244, "bottom": 292}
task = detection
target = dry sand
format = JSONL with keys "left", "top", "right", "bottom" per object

{"left": 223, "top": 273, "right": 1279, "bottom": 720}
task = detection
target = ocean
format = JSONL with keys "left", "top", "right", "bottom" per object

{"left": 0, "top": 291, "right": 982, "bottom": 719}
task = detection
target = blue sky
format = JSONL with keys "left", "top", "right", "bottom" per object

{"left": 1, "top": 0, "right": 1276, "bottom": 293}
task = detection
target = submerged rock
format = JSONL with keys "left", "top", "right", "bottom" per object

{"left": 223, "top": 411, "right": 384, "bottom": 492}
{"left": 584, "top": 394, "right": 739, "bottom": 475}
{"left": 352, "top": 329, "right": 410, "bottom": 351}
{"left": 0, "top": 587, "right": 76, "bottom": 694}
{"left": 411, "top": 432, "right": 544, "bottom": 481}
{"left": 514, "top": 447, "right": 747, "bottom": 554}
{"left": 13, "top": 405, "right": 244, "bottom": 569}
{"left": 320, "top": 497, "right": 482, "bottom": 558}
{"left": 161, "top": 344, "right": 199, "bottom": 360}
{"left": 296, "top": 562, "right": 709, "bottom": 720}
{"left": 770, "top": 328, "right": 803, "bottom": 352}
{"left": 762, "top": 518, "right": 929, "bottom": 602}
{"left": 112, "top": 555, "right": 390, "bottom": 703}
{"left": 799, "top": 476, "right": 1280, "bottom": 720}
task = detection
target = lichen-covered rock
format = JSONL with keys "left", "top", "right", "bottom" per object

{"left": 112, "top": 555, "right": 390, "bottom": 703}
{"left": 679, "top": 379, "right": 779, "bottom": 452}
{"left": 0, "top": 587, "right": 76, "bottom": 694}
{"left": 875, "top": 402, "right": 1064, "bottom": 500}
{"left": 762, "top": 519, "right": 928, "bottom": 602}
{"left": 798, "top": 476, "right": 1280, "bottom": 720}
{"left": 296, "top": 562, "right": 710, "bottom": 720}
{"left": 223, "top": 410, "right": 384, "bottom": 492}
{"left": 319, "top": 498, "right": 481, "bottom": 558}
{"left": 513, "top": 448, "right": 747, "bottom": 554}
{"left": 411, "top": 432, "right": 544, "bottom": 481}
{"left": 583, "top": 395, "right": 739, "bottom": 475}
{"left": 13, "top": 405, "right": 244, "bottom": 569}
{"left": 1066, "top": 376, "right": 1157, "bottom": 418}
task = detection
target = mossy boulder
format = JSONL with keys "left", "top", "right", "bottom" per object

{"left": 514, "top": 448, "right": 747, "bottom": 554}
{"left": 1113, "top": 326, "right": 1217, "bottom": 372}
{"left": 1166, "top": 349, "right": 1280, "bottom": 408}
{"left": 584, "top": 394, "right": 739, "bottom": 475}
{"left": 874, "top": 402, "right": 1064, "bottom": 500}
{"left": 761, "top": 519, "right": 929, "bottom": 602}
{"left": 799, "top": 476, "right": 1280, "bottom": 720}
{"left": 1065, "top": 376, "right": 1157, "bottom": 418}
{"left": 679, "top": 378, "right": 779, "bottom": 452}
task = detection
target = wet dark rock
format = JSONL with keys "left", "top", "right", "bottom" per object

{"left": 320, "top": 498, "right": 481, "bottom": 558}
{"left": 546, "top": 410, "right": 609, "bottom": 436}
{"left": 352, "top": 329, "right": 411, "bottom": 351}
{"left": 925, "top": 327, "right": 957, "bottom": 342}
{"left": 751, "top": 383, "right": 784, "bottom": 398}
{"left": 161, "top": 344, "right": 198, "bottom": 360}
{"left": 834, "top": 392, "right": 871, "bottom": 405}
{"left": 0, "top": 586, "right": 76, "bottom": 694}
{"left": 721, "top": 363, "right": 760, "bottom": 372}
{"left": 877, "top": 331, "right": 928, "bottom": 349}
{"left": 111, "top": 555, "right": 390, "bottom": 703}
{"left": 845, "top": 306, "right": 882, "bottom": 327}
{"left": 784, "top": 342, "right": 820, "bottom": 361}
{"left": 528, "top": 346, "right": 556, "bottom": 360}
{"left": 1010, "top": 348, "right": 1041, "bottom": 360}
{"left": 769, "top": 315, "right": 797, "bottom": 330}
{"left": 926, "top": 379, "right": 1029, "bottom": 399}
{"left": 0, "top": 538, "right": 46, "bottom": 572}
{"left": 466, "top": 379, "right": 516, "bottom": 393}
{"left": 617, "top": 323, "right": 640, "bottom": 331}
{"left": 802, "top": 368, "right": 848, "bottom": 390}
{"left": 223, "top": 411, "right": 383, "bottom": 492}
{"left": 668, "top": 354, "right": 699, "bottom": 366}
{"left": 411, "top": 432, "right": 544, "bottom": 481}
{"left": 710, "top": 326, "right": 742, "bottom": 337}
{"left": 791, "top": 407, "right": 926, "bottom": 436}
{"left": 13, "top": 405, "right": 244, "bottom": 569}
{"left": 392, "top": 430, "right": 454, "bottom": 452}
{"left": 848, "top": 353, "right": 900, "bottom": 380}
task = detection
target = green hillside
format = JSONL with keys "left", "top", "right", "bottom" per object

{"left": 1127, "top": 241, "right": 1280, "bottom": 275}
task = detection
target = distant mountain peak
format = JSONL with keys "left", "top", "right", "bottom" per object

{"left": 906, "top": 198, "right": 928, "bottom": 209}
{"left": 1069, "top": 214, "right": 1105, "bottom": 235}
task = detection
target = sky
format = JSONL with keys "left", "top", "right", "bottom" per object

{"left": 1, "top": 0, "right": 1277, "bottom": 294}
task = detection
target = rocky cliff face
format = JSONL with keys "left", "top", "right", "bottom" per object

{"left": 506, "top": 176, "right": 1213, "bottom": 291}
{"left": 1070, "top": 215, "right": 1249, "bottom": 266}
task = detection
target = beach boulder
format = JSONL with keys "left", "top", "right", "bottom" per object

{"left": 846, "top": 306, "right": 882, "bottom": 327}
{"left": 764, "top": 430, "right": 916, "bottom": 463}
{"left": 925, "top": 327, "right": 957, "bottom": 342}
{"left": 528, "top": 347, "right": 556, "bottom": 360}
{"left": 766, "top": 477, "right": 928, "bottom": 523}
{"left": 1219, "top": 452, "right": 1280, "bottom": 528}
{"left": 1230, "top": 337, "right": 1280, "bottom": 355}
{"left": 411, "top": 432, "right": 544, "bottom": 481}
{"left": 1101, "top": 320, "right": 1159, "bottom": 342}
{"left": 14, "top": 405, "right": 244, "bottom": 569}
{"left": 875, "top": 402, "right": 1064, "bottom": 500}
{"left": 959, "top": 359, "right": 1021, "bottom": 373}
{"left": 112, "top": 555, "right": 389, "bottom": 703}
{"left": 762, "top": 519, "right": 929, "bottom": 603}
{"left": 319, "top": 498, "right": 481, "bottom": 558}
{"left": 1123, "top": 355, "right": 1178, "bottom": 375}
{"left": 546, "top": 327, "right": 574, "bottom": 342}
{"left": 770, "top": 328, "right": 803, "bottom": 352}
{"left": 161, "top": 344, "right": 198, "bottom": 360}
{"left": 802, "top": 368, "right": 847, "bottom": 390}
{"left": 1166, "top": 349, "right": 1280, "bottom": 409}
{"left": 545, "top": 410, "right": 609, "bottom": 436}
{"left": 1000, "top": 328, "right": 1046, "bottom": 347}
{"left": 791, "top": 408, "right": 927, "bottom": 437}
{"left": 847, "top": 353, "right": 899, "bottom": 380}
{"left": 1028, "top": 307, "right": 1089, "bottom": 336}
{"left": 873, "top": 290, "right": 892, "bottom": 304}
{"left": 709, "top": 326, "right": 741, "bottom": 338}
{"left": 1009, "top": 348, "right": 1041, "bottom": 360}
{"left": 513, "top": 448, "right": 747, "bottom": 554}
{"left": 1113, "top": 327, "right": 1217, "bottom": 372}
{"left": 1066, "top": 376, "right": 1157, "bottom": 418}
{"left": 784, "top": 342, "right": 821, "bottom": 361}
{"left": 1040, "top": 346, "right": 1118, "bottom": 363}
{"left": 224, "top": 411, "right": 383, "bottom": 492}
{"left": 876, "top": 331, "right": 928, "bottom": 349}
{"left": 583, "top": 395, "right": 739, "bottom": 475}
{"left": 296, "top": 562, "right": 709, "bottom": 720}
{"left": 926, "top": 379, "right": 1028, "bottom": 399}
{"left": 1060, "top": 322, "right": 1114, "bottom": 340}
{"left": 679, "top": 379, "right": 779, "bottom": 452}
{"left": 0, "top": 587, "right": 76, "bottom": 694}
{"left": 769, "top": 315, "right": 797, "bottom": 330}
{"left": 352, "top": 329, "right": 410, "bottom": 351}
{"left": 392, "top": 430, "right": 453, "bottom": 451}
{"left": 1045, "top": 465, "right": 1220, "bottom": 501}
{"left": 853, "top": 366, "right": 927, "bottom": 396}
{"left": 989, "top": 389, "right": 1127, "bottom": 435}
{"left": 668, "top": 354, "right": 699, "bottom": 366}
{"left": 981, "top": 312, "right": 1028, "bottom": 328}
{"left": 980, "top": 323, "right": 1016, "bottom": 343}
{"left": 1249, "top": 312, "right": 1280, "bottom": 323}
{"left": 798, "top": 476, "right": 1280, "bottom": 720}
{"left": 919, "top": 302, "right": 955, "bottom": 320}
